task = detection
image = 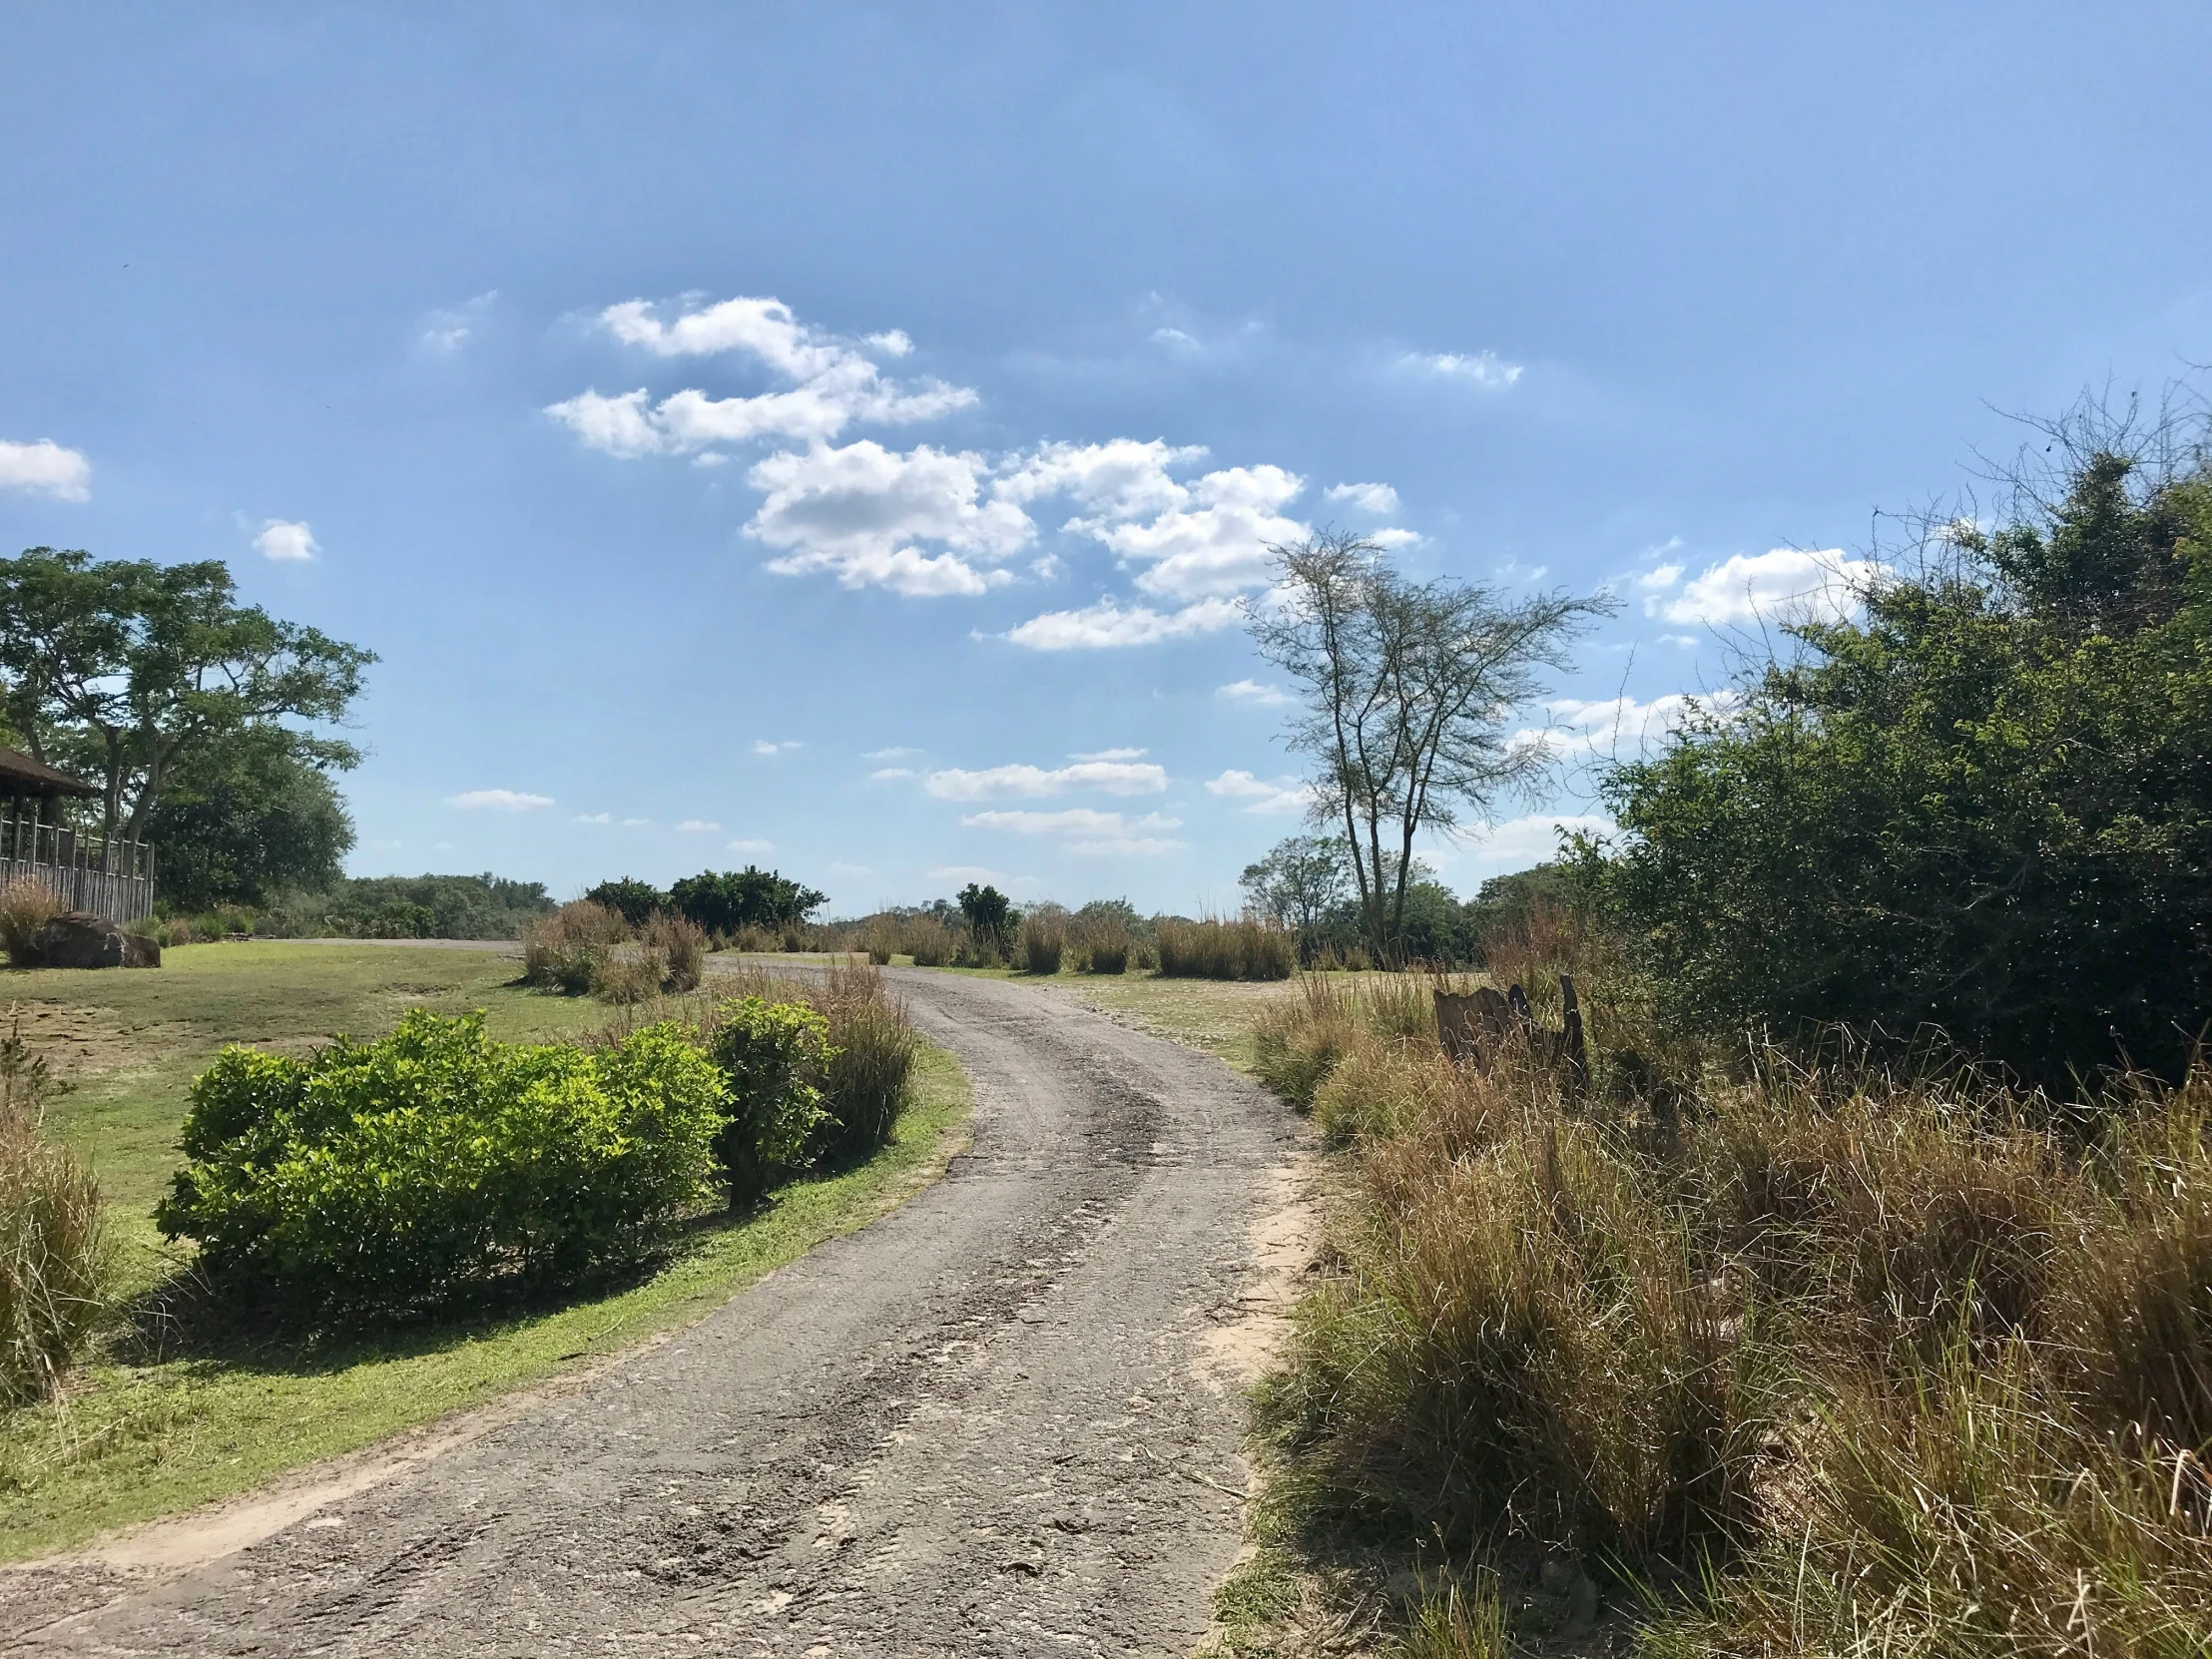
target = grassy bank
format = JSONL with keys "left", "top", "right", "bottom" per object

{"left": 1226, "top": 968, "right": 2212, "bottom": 1655}
{"left": 0, "top": 943, "right": 971, "bottom": 1560}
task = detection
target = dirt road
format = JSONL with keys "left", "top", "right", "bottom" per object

{"left": 14, "top": 969, "right": 1303, "bottom": 1657}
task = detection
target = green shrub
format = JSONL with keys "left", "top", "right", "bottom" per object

{"left": 704, "top": 997, "right": 832, "bottom": 1201}
{"left": 812, "top": 965, "right": 918, "bottom": 1161}
{"left": 361, "top": 899, "right": 434, "bottom": 938}
{"left": 585, "top": 876, "right": 667, "bottom": 927}
{"left": 590, "top": 946, "right": 667, "bottom": 1004}
{"left": 155, "top": 1010, "right": 726, "bottom": 1312}
{"left": 1073, "top": 904, "right": 1131, "bottom": 973}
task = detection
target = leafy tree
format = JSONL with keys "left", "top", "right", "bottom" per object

{"left": 1586, "top": 398, "right": 2212, "bottom": 1081}
{"left": 0, "top": 549, "right": 374, "bottom": 845}
{"left": 1241, "top": 833, "right": 1352, "bottom": 962}
{"left": 670, "top": 866, "right": 826, "bottom": 936}
{"left": 1248, "top": 531, "right": 1609, "bottom": 965}
{"left": 586, "top": 876, "right": 668, "bottom": 927}
{"left": 1462, "top": 861, "right": 1581, "bottom": 950}
{"left": 956, "top": 882, "right": 1017, "bottom": 946}
{"left": 148, "top": 726, "right": 355, "bottom": 909}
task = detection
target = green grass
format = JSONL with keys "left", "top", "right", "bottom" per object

{"left": 0, "top": 943, "right": 972, "bottom": 1560}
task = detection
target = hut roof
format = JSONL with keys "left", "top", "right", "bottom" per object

{"left": 0, "top": 747, "right": 100, "bottom": 801}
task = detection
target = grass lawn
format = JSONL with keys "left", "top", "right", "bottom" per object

{"left": 0, "top": 942, "right": 972, "bottom": 1561}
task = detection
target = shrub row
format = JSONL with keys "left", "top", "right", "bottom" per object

{"left": 519, "top": 901, "right": 705, "bottom": 1002}
{"left": 1156, "top": 916, "right": 1296, "bottom": 980}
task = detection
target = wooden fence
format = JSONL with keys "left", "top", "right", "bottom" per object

{"left": 0, "top": 807, "right": 156, "bottom": 923}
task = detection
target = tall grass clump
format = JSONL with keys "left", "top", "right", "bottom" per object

{"left": 0, "top": 1017, "right": 111, "bottom": 1401}
{"left": 1018, "top": 908, "right": 1066, "bottom": 975}
{"left": 1247, "top": 975, "right": 2212, "bottom": 1652}
{"left": 0, "top": 877, "right": 64, "bottom": 967}
{"left": 903, "top": 914, "right": 955, "bottom": 967}
{"left": 1156, "top": 915, "right": 1296, "bottom": 980}
{"left": 860, "top": 912, "right": 902, "bottom": 965}
{"left": 521, "top": 899, "right": 628, "bottom": 994}
{"left": 810, "top": 962, "right": 919, "bottom": 1160}
{"left": 642, "top": 911, "right": 706, "bottom": 991}
{"left": 1073, "top": 909, "right": 1131, "bottom": 974}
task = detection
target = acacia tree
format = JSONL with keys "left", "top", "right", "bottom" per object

{"left": 1247, "top": 532, "right": 1608, "bottom": 964}
{"left": 0, "top": 548, "right": 374, "bottom": 847}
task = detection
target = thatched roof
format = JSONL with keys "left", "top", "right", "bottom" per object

{"left": 0, "top": 746, "right": 100, "bottom": 801}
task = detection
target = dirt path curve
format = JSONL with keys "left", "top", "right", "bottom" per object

{"left": 15, "top": 969, "right": 1303, "bottom": 1657}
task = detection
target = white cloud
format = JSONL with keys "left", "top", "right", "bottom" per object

{"left": 830, "top": 860, "right": 874, "bottom": 876}
{"left": 747, "top": 440, "right": 1034, "bottom": 596}
{"left": 1217, "top": 679, "right": 1294, "bottom": 707}
{"left": 1084, "top": 464, "right": 1308, "bottom": 600}
{"left": 574, "top": 812, "right": 613, "bottom": 825}
{"left": 1661, "top": 549, "right": 1885, "bottom": 627}
{"left": 418, "top": 290, "right": 498, "bottom": 352}
{"left": 675, "top": 820, "right": 721, "bottom": 832}
{"left": 1325, "top": 481, "right": 1399, "bottom": 514}
{"left": 727, "top": 837, "right": 774, "bottom": 854}
{"left": 0, "top": 439, "right": 91, "bottom": 501}
{"left": 961, "top": 809, "right": 1181, "bottom": 834}
{"left": 448, "top": 789, "right": 553, "bottom": 811}
{"left": 254, "top": 519, "right": 318, "bottom": 562}
{"left": 998, "top": 438, "right": 1207, "bottom": 521}
{"left": 871, "top": 767, "right": 915, "bottom": 781}
{"left": 1205, "top": 769, "right": 1314, "bottom": 815}
{"left": 622, "top": 818, "right": 652, "bottom": 828}
{"left": 1067, "top": 835, "right": 1183, "bottom": 856}
{"left": 753, "top": 740, "right": 802, "bottom": 756}
{"left": 548, "top": 295, "right": 974, "bottom": 455}
{"left": 1005, "top": 595, "right": 1243, "bottom": 651}
{"left": 1402, "top": 350, "right": 1523, "bottom": 387}
{"left": 1464, "top": 813, "right": 1616, "bottom": 874}
{"left": 1152, "top": 326, "right": 1198, "bottom": 349}
{"left": 1526, "top": 694, "right": 1714, "bottom": 762}
{"left": 1635, "top": 562, "right": 1684, "bottom": 598}
{"left": 1069, "top": 747, "right": 1146, "bottom": 762}
{"left": 924, "top": 760, "right": 1168, "bottom": 800}
{"left": 864, "top": 746, "right": 920, "bottom": 760}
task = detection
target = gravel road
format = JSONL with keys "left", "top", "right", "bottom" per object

{"left": 14, "top": 969, "right": 1303, "bottom": 1657}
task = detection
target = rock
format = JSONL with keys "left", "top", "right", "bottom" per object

{"left": 30, "top": 912, "right": 162, "bottom": 969}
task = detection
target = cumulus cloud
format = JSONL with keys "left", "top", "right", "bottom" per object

{"left": 746, "top": 441, "right": 1033, "bottom": 596}
{"left": 1650, "top": 549, "right": 1885, "bottom": 627}
{"left": 1325, "top": 481, "right": 1399, "bottom": 514}
{"left": 1402, "top": 349, "right": 1523, "bottom": 387}
{"left": 448, "top": 790, "right": 552, "bottom": 811}
{"left": 923, "top": 760, "right": 1168, "bottom": 800}
{"left": 1464, "top": 813, "right": 1616, "bottom": 872}
{"left": 547, "top": 295, "right": 975, "bottom": 456}
{"left": 1522, "top": 694, "right": 1716, "bottom": 763}
{"left": 675, "top": 820, "right": 721, "bottom": 832}
{"left": 1005, "top": 596, "right": 1243, "bottom": 651}
{"left": 727, "top": 837, "right": 774, "bottom": 854}
{"left": 1082, "top": 464, "right": 1309, "bottom": 600}
{"left": 254, "top": 519, "right": 318, "bottom": 562}
{"left": 0, "top": 439, "right": 91, "bottom": 502}
{"left": 1205, "top": 770, "right": 1314, "bottom": 815}
{"left": 1217, "top": 679, "right": 1294, "bottom": 707}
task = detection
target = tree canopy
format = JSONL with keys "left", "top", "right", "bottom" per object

{"left": 1586, "top": 398, "right": 2212, "bottom": 1080}
{"left": 669, "top": 866, "right": 827, "bottom": 935}
{"left": 0, "top": 548, "right": 374, "bottom": 844}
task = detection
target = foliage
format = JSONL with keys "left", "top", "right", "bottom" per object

{"left": 1155, "top": 916, "right": 1297, "bottom": 980}
{"left": 955, "top": 882, "right": 1017, "bottom": 949}
{"left": 246, "top": 872, "right": 556, "bottom": 941}
{"left": 806, "top": 964, "right": 918, "bottom": 1161}
{"left": 1240, "top": 834, "right": 1351, "bottom": 961}
{"left": 1248, "top": 530, "right": 1608, "bottom": 964}
{"left": 1071, "top": 899, "right": 1134, "bottom": 973}
{"left": 704, "top": 996, "right": 832, "bottom": 1201}
{"left": 1585, "top": 411, "right": 2212, "bottom": 1080}
{"left": 642, "top": 911, "right": 705, "bottom": 991}
{"left": 520, "top": 900, "right": 628, "bottom": 994}
{"left": 669, "top": 866, "right": 826, "bottom": 937}
{"left": 148, "top": 726, "right": 355, "bottom": 910}
{"left": 1459, "top": 861, "right": 1579, "bottom": 960}
{"left": 585, "top": 877, "right": 667, "bottom": 927}
{"left": 588, "top": 949, "right": 667, "bottom": 1005}
{"left": 903, "top": 913, "right": 955, "bottom": 966}
{"left": 154, "top": 1010, "right": 727, "bottom": 1314}
{"left": 0, "top": 548, "right": 373, "bottom": 842}
{"left": 0, "top": 878, "right": 63, "bottom": 967}
{"left": 0, "top": 1016, "right": 109, "bottom": 1402}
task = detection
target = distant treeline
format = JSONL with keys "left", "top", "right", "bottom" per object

{"left": 160, "top": 873, "right": 557, "bottom": 941}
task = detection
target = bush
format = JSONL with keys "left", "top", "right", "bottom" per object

{"left": 520, "top": 899, "right": 628, "bottom": 994}
{"left": 0, "top": 1023, "right": 110, "bottom": 1402}
{"left": 1018, "top": 907, "right": 1066, "bottom": 975}
{"left": 0, "top": 877, "right": 63, "bottom": 966}
{"left": 1156, "top": 916, "right": 1297, "bottom": 980}
{"left": 642, "top": 911, "right": 706, "bottom": 992}
{"left": 1073, "top": 903, "right": 1132, "bottom": 973}
{"left": 810, "top": 964, "right": 918, "bottom": 1160}
{"left": 585, "top": 876, "right": 667, "bottom": 927}
{"left": 590, "top": 947, "right": 668, "bottom": 1005}
{"left": 904, "top": 914, "right": 954, "bottom": 967}
{"left": 155, "top": 1010, "right": 726, "bottom": 1313}
{"left": 860, "top": 912, "right": 901, "bottom": 965}
{"left": 704, "top": 997, "right": 831, "bottom": 1201}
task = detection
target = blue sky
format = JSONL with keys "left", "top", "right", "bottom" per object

{"left": 3, "top": 4, "right": 2208, "bottom": 914}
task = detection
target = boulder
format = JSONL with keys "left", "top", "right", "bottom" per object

{"left": 31, "top": 912, "right": 162, "bottom": 969}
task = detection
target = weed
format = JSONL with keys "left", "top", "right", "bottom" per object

{"left": 0, "top": 880, "right": 63, "bottom": 968}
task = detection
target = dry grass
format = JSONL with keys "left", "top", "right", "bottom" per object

{"left": 519, "top": 899, "right": 627, "bottom": 994}
{"left": 642, "top": 911, "right": 706, "bottom": 992}
{"left": 1073, "top": 911, "right": 1131, "bottom": 974}
{"left": 0, "top": 879, "right": 64, "bottom": 968}
{"left": 0, "top": 1013, "right": 111, "bottom": 1403}
{"left": 1018, "top": 909, "right": 1066, "bottom": 975}
{"left": 903, "top": 914, "right": 955, "bottom": 967}
{"left": 1157, "top": 916, "right": 1297, "bottom": 981}
{"left": 1248, "top": 977, "right": 2212, "bottom": 1653}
